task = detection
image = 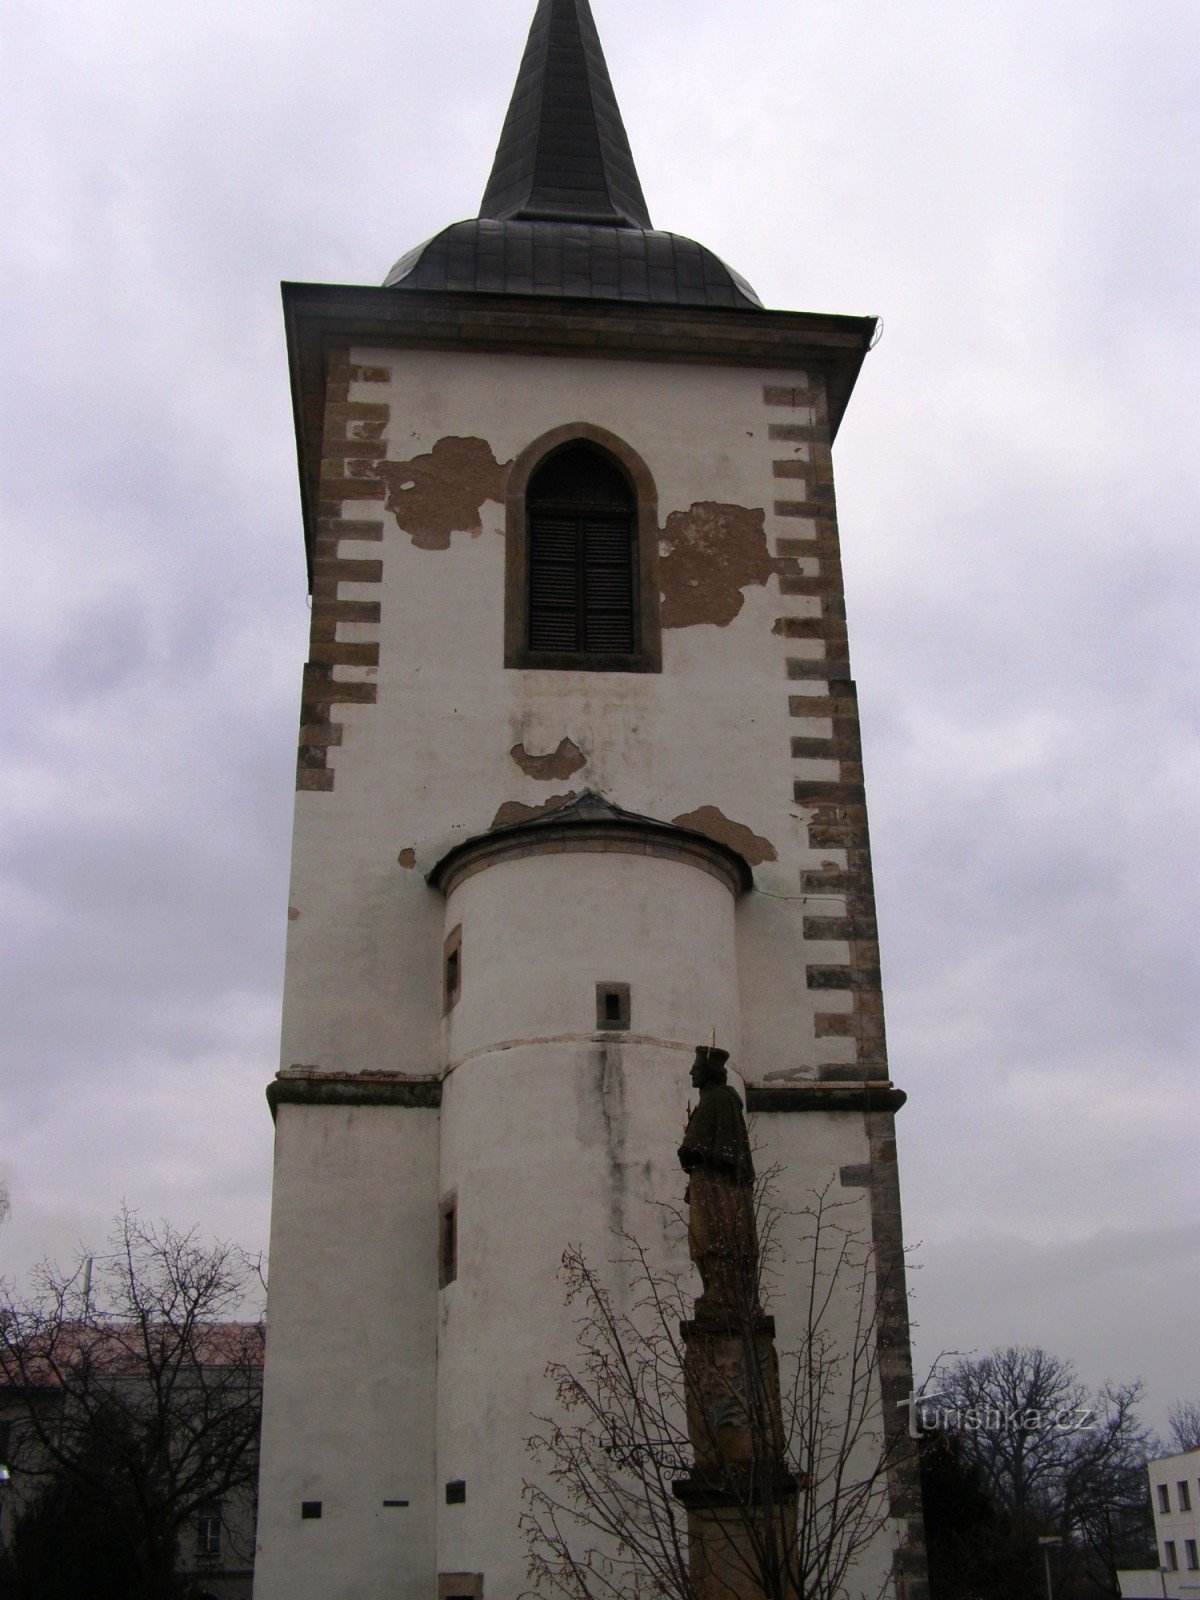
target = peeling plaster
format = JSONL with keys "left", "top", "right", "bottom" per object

{"left": 509, "top": 737, "right": 588, "bottom": 781}
{"left": 374, "top": 437, "right": 511, "bottom": 551}
{"left": 672, "top": 805, "right": 777, "bottom": 865}
{"left": 491, "top": 791, "right": 582, "bottom": 830}
{"left": 658, "top": 502, "right": 775, "bottom": 629}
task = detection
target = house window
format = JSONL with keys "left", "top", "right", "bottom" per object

{"left": 504, "top": 426, "right": 661, "bottom": 673}
{"left": 1179, "top": 1480, "right": 1192, "bottom": 1512}
{"left": 439, "top": 1195, "right": 457, "bottom": 1288}
{"left": 1185, "top": 1540, "right": 1198, "bottom": 1571}
{"left": 1165, "top": 1541, "right": 1178, "bottom": 1571}
{"left": 195, "top": 1502, "right": 222, "bottom": 1558}
{"left": 1159, "top": 1484, "right": 1172, "bottom": 1513}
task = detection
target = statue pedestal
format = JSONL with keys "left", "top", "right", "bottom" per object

{"left": 674, "top": 1312, "right": 799, "bottom": 1599}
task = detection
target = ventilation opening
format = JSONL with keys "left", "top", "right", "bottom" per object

{"left": 596, "top": 983, "right": 631, "bottom": 1031}
{"left": 438, "top": 1574, "right": 483, "bottom": 1600}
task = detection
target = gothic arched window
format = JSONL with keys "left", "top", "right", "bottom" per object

{"left": 527, "top": 445, "right": 636, "bottom": 656}
{"left": 504, "top": 427, "right": 661, "bottom": 673}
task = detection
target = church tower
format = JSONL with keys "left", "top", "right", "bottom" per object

{"left": 255, "top": 3, "right": 926, "bottom": 1597}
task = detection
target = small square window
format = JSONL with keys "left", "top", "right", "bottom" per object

{"left": 439, "top": 1196, "right": 458, "bottom": 1288}
{"left": 445, "top": 1479, "right": 466, "bottom": 1504}
{"left": 1159, "top": 1484, "right": 1171, "bottom": 1513}
{"left": 443, "top": 925, "right": 463, "bottom": 1014}
{"left": 596, "top": 983, "right": 630, "bottom": 1031}
{"left": 1178, "top": 1480, "right": 1192, "bottom": 1512}
{"left": 301, "top": 1500, "right": 322, "bottom": 1520}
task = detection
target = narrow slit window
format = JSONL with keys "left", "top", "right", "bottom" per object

{"left": 439, "top": 1196, "right": 457, "bottom": 1288}
{"left": 443, "top": 925, "right": 462, "bottom": 1014}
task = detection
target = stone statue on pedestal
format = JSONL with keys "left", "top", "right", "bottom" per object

{"left": 675, "top": 1044, "right": 798, "bottom": 1599}
{"left": 678, "top": 1045, "right": 760, "bottom": 1317}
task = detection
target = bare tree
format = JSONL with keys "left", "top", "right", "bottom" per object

{"left": 1167, "top": 1399, "right": 1200, "bottom": 1454}
{"left": 521, "top": 1181, "right": 900, "bottom": 1600}
{"left": 0, "top": 1206, "right": 264, "bottom": 1600}
{"left": 926, "top": 1347, "right": 1154, "bottom": 1597}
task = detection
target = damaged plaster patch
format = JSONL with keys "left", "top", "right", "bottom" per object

{"left": 510, "top": 737, "right": 588, "bottom": 781}
{"left": 374, "top": 436, "right": 511, "bottom": 551}
{"left": 672, "top": 805, "right": 778, "bottom": 865}
{"left": 397, "top": 848, "right": 417, "bottom": 869}
{"left": 491, "top": 791, "right": 582, "bottom": 830}
{"left": 659, "top": 502, "right": 774, "bottom": 628}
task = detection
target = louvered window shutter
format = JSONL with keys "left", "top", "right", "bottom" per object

{"left": 527, "top": 446, "right": 636, "bottom": 657}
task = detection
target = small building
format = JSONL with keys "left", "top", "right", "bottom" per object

{"left": 1117, "top": 1446, "right": 1200, "bottom": 1600}
{"left": 0, "top": 1322, "right": 261, "bottom": 1597}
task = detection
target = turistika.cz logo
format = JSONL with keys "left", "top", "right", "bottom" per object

{"left": 898, "top": 1393, "right": 1097, "bottom": 1440}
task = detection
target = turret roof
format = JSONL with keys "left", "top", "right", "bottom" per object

{"left": 479, "top": 0, "right": 651, "bottom": 229}
{"left": 385, "top": 0, "right": 761, "bottom": 309}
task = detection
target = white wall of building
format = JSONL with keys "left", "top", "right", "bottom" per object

{"left": 1150, "top": 1448, "right": 1200, "bottom": 1600}
{"left": 256, "top": 343, "right": 911, "bottom": 1596}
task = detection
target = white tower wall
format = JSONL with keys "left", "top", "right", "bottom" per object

{"left": 256, "top": 298, "right": 925, "bottom": 1596}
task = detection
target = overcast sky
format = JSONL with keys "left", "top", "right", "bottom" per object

{"left": 2, "top": 0, "right": 1196, "bottom": 1431}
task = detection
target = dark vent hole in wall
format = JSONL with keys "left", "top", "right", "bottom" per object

{"left": 596, "top": 982, "right": 630, "bottom": 1030}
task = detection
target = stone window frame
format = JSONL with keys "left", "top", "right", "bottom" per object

{"left": 504, "top": 423, "right": 661, "bottom": 673}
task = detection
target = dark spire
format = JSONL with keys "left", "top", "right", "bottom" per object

{"left": 480, "top": 0, "right": 652, "bottom": 229}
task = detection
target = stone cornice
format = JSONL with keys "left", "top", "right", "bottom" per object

{"left": 429, "top": 813, "right": 752, "bottom": 899}
{"left": 267, "top": 1070, "right": 442, "bottom": 1119}
{"left": 746, "top": 1082, "right": 907, "bottom": 1114}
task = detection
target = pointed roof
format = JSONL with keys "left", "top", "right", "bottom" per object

{"left": 479, "top": 0, "right": 652, "bottom": 229}
{"left": 383, "top": 0, "right": 763, "bottom": 307}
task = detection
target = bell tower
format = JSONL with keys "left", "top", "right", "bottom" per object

{"left": 254, "top": 3, "right": 926, "bottom": 1597}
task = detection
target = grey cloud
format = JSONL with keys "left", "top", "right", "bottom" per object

{"left": 1, "top": 0, "right": 1195, "bottom": 1418}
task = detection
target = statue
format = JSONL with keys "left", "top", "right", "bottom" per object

{"left": 678, "top": 1045, "right": 760, "bottom": 1317}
